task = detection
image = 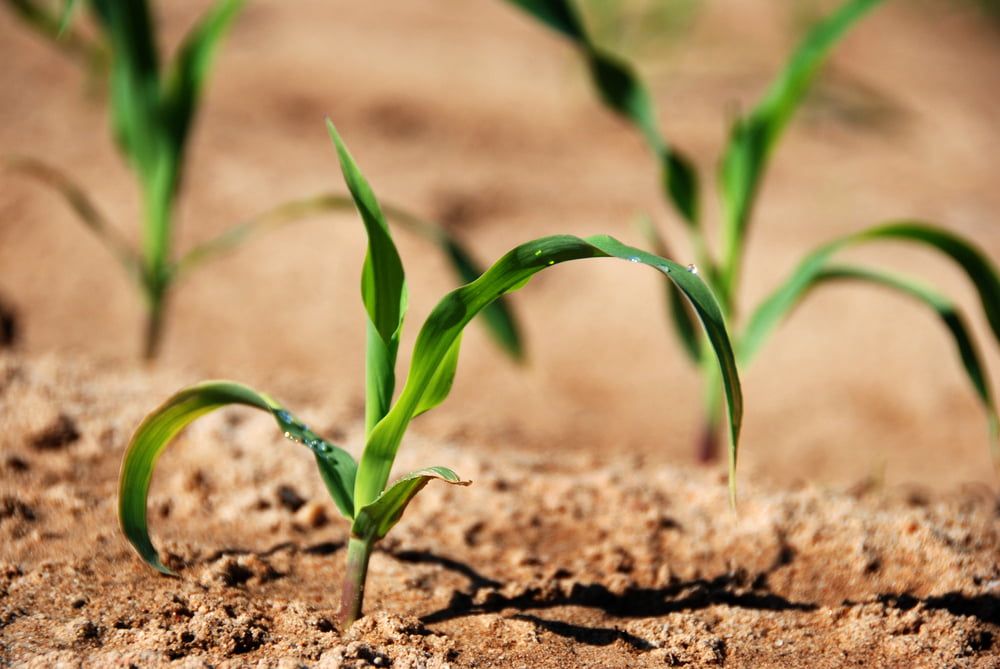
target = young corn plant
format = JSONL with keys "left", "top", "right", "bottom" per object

{"left": 118, "top": 123, "right": 743, "bottom": 628}
{"left": 505, "top": 0, "right": 1000, "bottom": 465}
{"left": 5, "top": 0, "right": 523, "bottom": 361}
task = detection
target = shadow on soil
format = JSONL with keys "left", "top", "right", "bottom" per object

{"left": 390, "top": 549, "right": 1000, "bottom": 649}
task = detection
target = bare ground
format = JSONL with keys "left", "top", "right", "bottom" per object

{"left": 1, "top": 0, "right": 1000, "bottom": 666}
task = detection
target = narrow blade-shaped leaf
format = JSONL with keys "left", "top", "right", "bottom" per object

{"left": 636, "top": 214, "right": 701, "bottom": 362}
{"left": 413, "top": 334, "right": 463, "bottom": 418}
{"left": 352, "top": 467, "right": 470, "bottom": 542}
{"left": 119, "top": 381, "right": 357, "bottom": 575}
{"left": 327, "top": 122, "right": 408, "bottom": 434}
{"left": 356, "top": 234, "right": 743, "bottom": 510}
{"left": 501, "top": 0, "right": 702, "bottom": 230}
{"left": 742, "top": 221, "right": 1000, "bottom": 363}
{"left": 161, "top": 0, "right": 244, "bottom": 158}
{"left": 818, "top": 264, "right": 998, "bottom": 462}
{"left": 719, "top": 0, "right": 884, "bottom": 292}
{"left": 5, "top": 156, "right": 140, "bottom": 276}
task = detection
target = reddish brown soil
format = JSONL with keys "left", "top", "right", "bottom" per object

{"left": 1, "top": 1, "right": 999, "bottom": 666}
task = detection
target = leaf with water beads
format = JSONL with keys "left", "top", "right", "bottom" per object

{"left": 118, "top": 381, "right": 356, "bottom": 575}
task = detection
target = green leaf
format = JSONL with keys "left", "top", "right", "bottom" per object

{"left": 173, "top": 193, "right": 525, "bottom": 361}
{"left": 636, "top": 214, "right": 701, "bottom": 363}
{"left": 818, "top": 264, "right": 998, "bottom": 462}
{"left": 719, "top": 0, "right": 884, "bottom": 293}
{"left": 119, "top": 381, "right": 357, "bottom": 575}
{"left": 5, "top": 156, "right": 140, "bottom": 277}
{"left": 160, "top": 0, "right": 244, "bottom": 162}
{"left": 742, "top": 222, "right": 1000, "bottom": 362}
{"left": 413, "top": 334, "right": 463, "bottom": 418}
{"left": 502, "top": 0, "right": 702, "bottom": 231}
{"left": 352, "top": 467, "right": 470, "bottom": 542}
{"left": 741, "top": 222, "right": 1000, "bottom": 463}
{"left": 501, "top": 0, "right": 587, "bottom": 40}
{"left": 327, "top": 122, "right": 408, "bottom": 435}
{"left": 356, "top": 234, "right": 744, "bottom": 511}
{"left": 3, "top": 0, "right": 103, "bottom": 64}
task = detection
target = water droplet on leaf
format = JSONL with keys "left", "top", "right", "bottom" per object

{"left": 686, "top": 263, "right": 698, "bottom": 274}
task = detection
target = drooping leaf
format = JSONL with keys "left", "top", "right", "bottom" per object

{"left": 352, "top": 467, "right": 470, "bottom": 542}
{"left": 636, "top": 214, "right": 701, "bottom": 363}
{"left": 719, "top": 0, "right": 884, "bottom": 291}
{"left": 818, "top": 264, "right": 998, "bottom": 463}
{"left": 327, "top": 122, "right": 408, "bottom": 435}
{"left": 501, "top": 0, "right": 702, "bottom": 231}
{"left": 119, "top": 381, "right": 357, "bottom": 575}
{"left": 175, "top": 193, "right": 525, "bottom": 361}
{"left": 160, "top": 0, "right": 244, "bottom": 163}
{"left": 5, "top": 156, "right": 140, "bottom": 276}
{"left": 742, "top": 222, "right": 1000, "bottom": 362}
{"left": 356, "top": 234, "right": 743, "bottom": 511}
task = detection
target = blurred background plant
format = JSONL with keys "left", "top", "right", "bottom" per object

{"left": 3, "top": 0, "right": 524, "bottom": 362}
{"left": 504, "top": 0, "right": 1000, "bottom": 466}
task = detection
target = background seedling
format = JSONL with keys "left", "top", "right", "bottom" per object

{"left": 504, "top": 0, "right": 1000, "bottom": 465}
{"left": 4, "top": 0, "right": 523, "bottom": 361}
{"left": 118, "top": 124, "right": 743, "bottom": 628}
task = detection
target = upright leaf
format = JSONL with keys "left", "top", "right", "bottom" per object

{"left": 327, "top": 122, "right": 408, "bottom": 435}
{"left": 719, "top": 0, "right": 884, "bottom": 293}
{"left": 160, "top": 0, "right": 244, "bottom": 164}
{"left": 119, "top": 382, "right": 357, "bottom": 574}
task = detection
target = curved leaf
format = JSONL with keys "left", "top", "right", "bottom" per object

{"left": 356, "top": 234, "right": 744, "bottom": 510}
{"left": 742, "top": 222, "right": 1000, "bottom": 363}
{"left": 5, "top": 156, "right": 140, "bottom": 276}
{"left": 119, "top": 381, "right": 357, "bottom": 575}
{"left": 719, "top": 0, "right": 884, "bottom": 295}
{"left": 352, "top": 467, "right": 470, "bottom": 542}
{"left": 636, "top": 214, "right": 701, "bottom": 363}
{"left": 818, "top": 264, "right": 998, "bottom": 462}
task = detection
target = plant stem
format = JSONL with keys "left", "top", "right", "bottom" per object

{"left": 142, "top": 282, "right": 169, "bottom": 361}
{"left": 696, "top": 412, "right": 720, "bottom": 463}
{"left": 338, "top": 537, "right": 374, "bottom": 629}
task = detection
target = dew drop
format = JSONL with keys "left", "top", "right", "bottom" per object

{"left": 534, "top": 249, "right": 542, "bottom": 256}
{"left": 276, "top": 410, "right": 293, "bottom": 425}
{"left": 628, "top": 256, "right": 640, "bottom": 263}
{"left": 686, "top": 263, "right": 698, "bottom": 274}
{"left": 547, "top": 260, "right": 554, "bottom": 265}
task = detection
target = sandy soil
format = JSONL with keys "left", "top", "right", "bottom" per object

{"left": 1, "top": 354, "right": 998, "bottom": 667}
{"left": 1, "top": 0, "right": 1000, "bottom": 666}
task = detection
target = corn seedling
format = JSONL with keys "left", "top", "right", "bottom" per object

{"left": 5, "top": 0, "right": 523, "bottom": 361}
{"left": 118, "top": 123, "right": 743, "bottom": 628}
{"left": 505, "top": 0, "right": 1000, "bottom": 465}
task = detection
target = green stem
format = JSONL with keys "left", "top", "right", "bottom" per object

{"left": 338, "top": 537, "right": 374, "bottom": 629}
